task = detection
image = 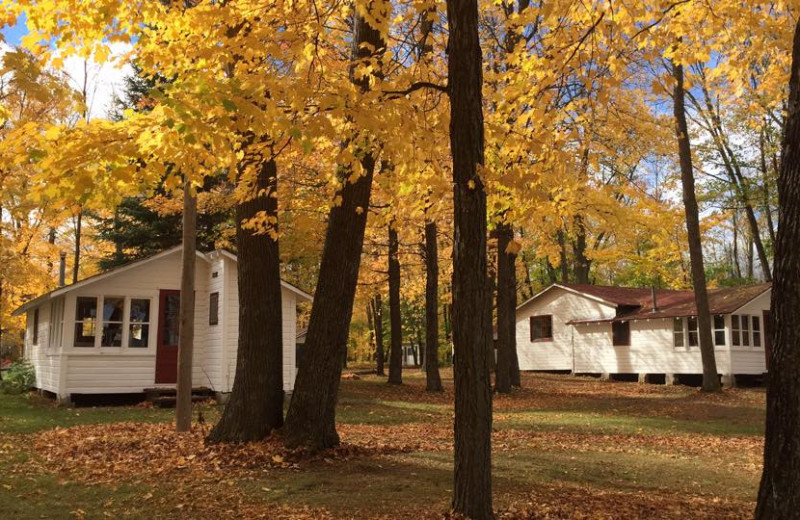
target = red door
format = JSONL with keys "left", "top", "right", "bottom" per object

{"left": 155, "top": 290, "right": 181, "bottom": 384}
{"left": 763, "top": 310, "right": 772, "bottom": 372}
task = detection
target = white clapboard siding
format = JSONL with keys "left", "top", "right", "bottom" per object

{"left": 22, "top": 247, "right": 306, "bottom": 398}
{"left": 573, "top": 319, "right": 732, "bottom": 374}
{"left": 516, "top": 287, "right": 616, "bottom": 371}
{"left": 729, "top": 289, "right": 770, "bottom": 374}
{"left": 25, "top": 303, "right": 61, "bottom": 393}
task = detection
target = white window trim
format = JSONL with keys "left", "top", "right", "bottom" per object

{"left": 69, "top": 294, "right": 156, "bottom": 355}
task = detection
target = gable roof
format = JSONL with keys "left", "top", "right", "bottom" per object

{"left": 13, "top": 246, "right": 313, "bottom": 316}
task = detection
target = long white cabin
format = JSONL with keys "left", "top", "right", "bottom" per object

{"left": 14, "top": 247, "right": 312, "bottom": 403}
{"left": 515, "top": 283, "right": 770, "bottom": 385}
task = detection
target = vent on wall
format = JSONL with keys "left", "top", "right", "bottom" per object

{"left": 212, "top": 272, "right": 219, "bottom": 278}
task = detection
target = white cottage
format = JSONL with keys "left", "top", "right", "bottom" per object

{"left": 515, "top": 283, "right": 771, "bottom": 385}
{"left": 13, "top": 246, "right": 312, "bottom": 403}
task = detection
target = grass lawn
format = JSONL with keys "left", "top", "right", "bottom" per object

{"left": 0, "top": 371, "right": 765, "bottom": 519}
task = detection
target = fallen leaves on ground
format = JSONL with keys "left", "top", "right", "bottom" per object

{"left": 28, "top": 422, "right": 413, "bottom": 484}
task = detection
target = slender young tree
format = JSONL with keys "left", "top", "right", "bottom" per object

{"left": 207, "top": 157, "right": 284, "bottom": 442}
{"left": 755, "top": 17, "right": 800, "bottom": 519}
{"left": 671, "top": 60, "right": 720, "bottom": 392}
{"left": 284, "top": 5, "right": 386, "bottom": 451}
{"left": 446, "top": 0, "right": 494, "bottom": 516}
{"left": 388, "top": 222, "right": 403, "bottom": 384}
{"left": 176, "top": 181, "right": 197, "bottom": 432}
{"left": 370, "top": 294, "right": 386, "bottom": 376}
{"left": 424, "top": 219, "right": 443, "bottom": 392}
{"left": 495, "top": 223, "right": 515, "bottom": 394}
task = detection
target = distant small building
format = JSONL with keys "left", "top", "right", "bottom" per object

{"left": 515, "top": 283, "right": 771, "bottom": 385}
{"left": 14, "top": 247, "right": 312, "bottom": 403}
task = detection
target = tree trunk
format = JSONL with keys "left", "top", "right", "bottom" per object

{"left": 572, "top": 217, "right": 591, "bottom": 284}
{"left": 176, "top": 182, "right": 197, "bottom": 432}
{"left": 672, "top": 61, "right": 720, "bottom": 392}
{"left": 424, "top": 220, "right": 443, "bottom": 391}
{"left": 446, "top": 0, "right": 493, "bottom": 516}
{"left": 755, "top": 18, "right": 800, "bottom": 518}
{"left": 207, "top": 159, "right": 284, "bottom": 442}
{"left": 759, "top": 130, "right": 778, "bottom": 248}
{"left": 388, "top": 223, "right": 403, "bottom": 384}
{"left": 557, "top": 228, "right": 569, "bottom": 284}
{"left": 73, "top": 209, "right": 82, "bottom": 284}
{"left": 732, "top": 210, "right": 742, "bottom": 278}
{"left": 283, "top": 7, "right": 385, "bottom": 451}
{"left": 495, "top": 223, "right": 514, "bottom": 394}
{"left": 372, "top": 295, "right": 385, "bottom": 376}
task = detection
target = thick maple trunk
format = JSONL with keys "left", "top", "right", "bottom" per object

{"left": 672, "top": 62, "right": 720, "bottom": 392}
{"left": 424, "top": 220, "right": 443, "bottom": 392}
{"left": 446, "top": 0, "right": 493, "bottom": 516}
{"left": 388, "top": 224, "right": 403, "bottom": 384}
{"left": 176, "top": 182, "right": 196, "bottom": 433}
{"left": 208, "top": 159, "right": 283, "bottom": 442}
{"left": 755, "top": 18, "right": 800, "bottom": 519}
{"left": 495, "top": 223, "right": 514, "bottom": 394}
{"left": 284, "top": 9, "right": 384, "bottom": 451}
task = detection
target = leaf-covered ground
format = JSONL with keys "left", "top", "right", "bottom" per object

{"left": 0, "top": 371, "right": 765, "bottom": 519}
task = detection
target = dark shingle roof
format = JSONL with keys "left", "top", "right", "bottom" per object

{"left": 563, "top": 283, "right": 771, "bottom": 323}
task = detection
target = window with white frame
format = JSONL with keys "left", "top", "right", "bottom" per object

{"left": 741, "top": 314, "right": 750, "bottom": 346}
{"left": 74, "top": 296, "right": 152, "bottom": 349}
{"left": 713, "top": 315, "right": 726, "bottom": 346}
{"left": 673, "top": 317, "right": 684, "bottom": 347}
{"left": 48, "top": 298, "right": 64, "bottom": 350}
{"left": 752, "top": 315, "right": 762, "bottom": 347}
{"left": 74, "top": 297, "right": 98, "bottom": 347}
{"left": 731, "top": 315, "right": 741, "bottom": 346}
{"left": 101, "top": 297, "right": 125, "bottom": 347}
{"left": 687, "top": 316, "right": 699, "bottom": 347}
{"left": 129, "top": 299, "right": 151, "bottom": 348}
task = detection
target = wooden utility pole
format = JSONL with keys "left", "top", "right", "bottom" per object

{"left": 176, "top": 181, "right": 197, "bottom": 432}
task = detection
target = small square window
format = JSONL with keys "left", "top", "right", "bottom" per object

{"left": 530, "top": 316, "right": 553, "bottom": 342}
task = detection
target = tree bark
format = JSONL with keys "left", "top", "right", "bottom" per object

{"left": 207, "top": 159, "right": 284, "bottom": 442}
{"left": 424, "top": 220, "right": 443, "bottom": 392}
{"left": 283, "top": 6, "right": 385, "bottom": 451}
{"left": 73, "top": 209, "right": 82, "bottom": 284}
{"left": 446, "top": 0, "right": 493, "bottom": 516}
{"left": 387, "top": 223, "right": 403, "bottom": 384}
{"left": 572, "top": 217, "right": 591, "bottom": 284}
{"left": 672, "top": 61, "right": 720, "bottom": 392}
{"left": 176, "top": 182, "right": 196, "bottom": 433}
{"left": 557, "top": 228, "right": 569, "bottom": 284}
{"left": 372, "top": 294, "right": 385, "bottom": 376}
{"left": 759, "top": 130, "right": 778, "bottom": 248}
{"left": 755, "top": 17, "right": 800, "bottom": 519}
{"left": 495, "top": 223, "right": 514, "bottom": 394}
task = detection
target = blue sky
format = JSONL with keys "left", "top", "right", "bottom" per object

{"left": 2, "top": 14, "right": 27, "bottom": 46}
